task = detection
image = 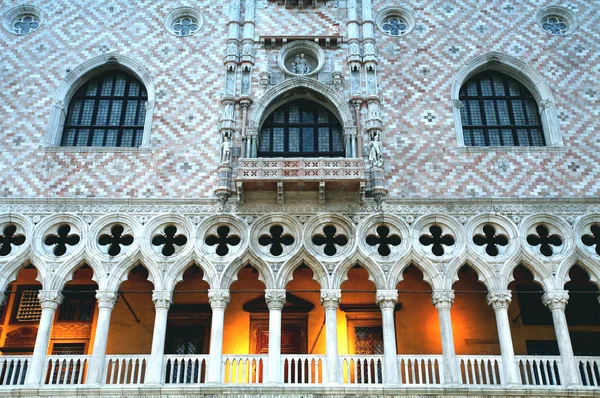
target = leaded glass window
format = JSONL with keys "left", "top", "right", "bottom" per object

{"left": 61, "top": 71, "right": 147, "bottom": 147}
{"left": 459, "top": 72, "right": 545, "bottom": 147}
{"left": 258, "top": 100, "right": 344, "bottom": 157}
{"left": 540, "top": 15, "right": 569, "bottom": 35}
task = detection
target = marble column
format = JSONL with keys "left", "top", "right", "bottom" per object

{"left": 321, "top": 289, "right": 341, "bottom": 384}
{"left": 376, "top": 290, "right": 400, "bottom": 384}
{"left": 431, "top": 290, "right": 460, "bottom": 385}
{"left": 25, "top": 290, "right": 64, "bottom": 385}
{"left": 207, "top": 289, "right": 230, "bottom": 383}
{"left": 145, "top": 290, "right": 172, "bottom": 385}
{"left": 86, "top": 290, "right": 118, "bottom": 385}
{"left": 542, "top": 290, "right": 580, "bottom": 386}
{"left": 265, "top": 289, "right": 286, "bottom": 384}
{"left": 487, "top": 290, "right": 520, "bottom": 386}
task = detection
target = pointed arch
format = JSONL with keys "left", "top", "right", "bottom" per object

{"left": 163, "top": 252, "right": 217, "bottom": 292}
{"left": 275, "top": 248, "right": 329, "bottom": 290}
{"left": 49, "top": 252, "right": 103, "bottom": 291}
{"left": 0, "top": 258, "right": 45, "bottom": 293}
{"left": 503, "top": 259, "right": 554, "bottom": 291}
{"left": 556, "top": 259, "right": 600, "bottom": 290}
{"left": 217, "top": 250, "right": 275, "bottom": 290}
{"left": 388, "top": 255, "right": 439, "bottom": 290}
{"left": 46, "top": 52, "right": 155, "bottom": 147}
{"left": 451, "top": 52, "right": 561, "bottom": 147}
{"left": 104, "top": 250, "right": 159, "bottom": 291}
{"left": 331, "top": 251, "right": 386, "bottom": 290}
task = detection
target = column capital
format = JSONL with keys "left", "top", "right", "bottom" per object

{"left": 208, "top": 289, "right": 231, "bottom": 310}
{"left": 96, "top": 290, "right": 118, "bottom": 309}
{"left": 320, "top": 289, "right": 341, "bottom": 310}
{"left": 431, "top": 290, "right": 455, "bottom": 310}
{"left": 487, "top": 290, "right": 512, "bottom": 310}
{"left": 265, "top": 289, "right": 286, "bottom": 311}
{"left": 376, "top": 290, "right": 398, "bottom": 309}
{"left": 38, "top": 290, "right": 64, "bottom": 310}
{"left": 152, "top": 290, "right": 173, "bottom": 310}
{"left": 542, "top": 290, "right": 569, "bottom": 310}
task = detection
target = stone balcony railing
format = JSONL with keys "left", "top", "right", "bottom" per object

{"left": 1, "top": 354, "right": 598, "bottom": 390}
{"left": 235, "top": 157, "right": 366, "bottom": 204}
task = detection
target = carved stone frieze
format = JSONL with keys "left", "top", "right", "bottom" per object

{"left": 51, "top": 323, "right": 92, "bottom": 339}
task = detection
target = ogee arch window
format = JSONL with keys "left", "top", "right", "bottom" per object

{"left": 258, "top": 100, "right": 344, "bottom": 157}
{"left": 61, "top": 71, "right": 147, "bottom": 147}
{"left": 459, "top": 71, "right": 544, "bottom": 147}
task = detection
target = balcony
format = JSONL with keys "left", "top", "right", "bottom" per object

{"left": 1, "top": 354, "right": 598, "bottom": 393}
{"left": 235, "top": 157, "right": 366, "bottom": 204}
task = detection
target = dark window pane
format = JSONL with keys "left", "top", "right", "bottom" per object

{"left": 302, "top": 128, "right": 314, "bottom": 152}
{"left": 273, "top": 110, "right": 285, "bottom": 123}
{"left": 259, "top": 128, "right": 270, "bottom": 151}
{"left": 91, "top": 130, "right": 105, "bottom": 146}
{"left": 76, "top": 129, "right": 89, "bottom": 146}
{"left": 488, "top": 129, "right": 501, "bottom": 146}
{"left": 318, "top": 127, "right": 330, "bottom": 152}
{"left": 332, "top": 127, "right": 343, "bottom": 152}
{"left": 289, "top": 128, "right": 300, "bottom": 152}
{"left": 273, "top": 128, "right": 284, "bottom": 152}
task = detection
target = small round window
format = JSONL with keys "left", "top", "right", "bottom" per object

{"left": 2, "top": 5, "right": 43, "bottom": 36}
{"left": 376, "top": 7, "right": 415, "bottom": 37}
{"left": 165, "top": 7, "right": 203, "bottom": 37}
{"left": 536, "top": 6, "right": 578, "bottom": 36}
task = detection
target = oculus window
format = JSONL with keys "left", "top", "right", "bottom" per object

{"left": 459, "top": 71, "right": 545, "bottom": 147}
{"left": 258, "top": 100, "right": 344, "bottom": 157}
{"left": 61, "top": 71, "right": 147, "bottom": 147}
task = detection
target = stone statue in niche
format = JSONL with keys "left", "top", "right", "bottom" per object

{"left": 291, "top": 53, "right": 311, "bottom": 75}
{"left": 222, "top": 131, "right": 232, "bottom": 163}
{"left": 368, "top": 131, "right": 383, "bottom": 167}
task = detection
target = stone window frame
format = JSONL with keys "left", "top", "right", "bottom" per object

{"left": 536, "top": 6, "right": 578, "bottom": 36}
{"left": 45, "top": 53, "right": 155, "bottom": 152}
{"left": 164, "top": 6, "right": 204, "bottom": 37}
{"left": 2, "top": 5, "right": 43, "bottom": 36}
{"left": 451, "top": 52, "right": 563, "bottom": 151}
{"left": 375, "top": 6, "right": 416, "bottom": 37}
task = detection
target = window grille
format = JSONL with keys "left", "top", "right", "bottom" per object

{"left": 459, "top": 71, "right": 545, "bottom": 147}
{"left": 15, "top": 289, "right": 41, "bottom": 322}
{"left": 51, "top": 343, "right": 85, "bottom": 355}
{"left": 58, "top": 289, "right": 95, "bottom": 322}
{"left": 61, "top": 71, "right": 147, "bottom": 147}
{"left": 258, "top": 100, "right": 344, "bottom": 157}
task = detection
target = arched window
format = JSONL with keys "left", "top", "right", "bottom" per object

{"left": 61, "top": 71, "right": 147, "bottom": 147}
{"left": 258, "top": 100, "right": 344, "bottom": 157}
{"left": 459, "top": 71, "right": 545, "bottom": 147}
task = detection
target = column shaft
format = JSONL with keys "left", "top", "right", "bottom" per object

{"left": 86, "top": 291, "right": 118, "bottom": 385}
{"left": 25, "top": 291, "right": 63, "bottom": 385}
{"left": 265, "top": 289, "right": 286, "bottom": 384}
{"left": 145, "top": 290, "right": 172, "bottom": 385}
{"left": 207, "top": 289, "right": 230, "bottom": 383}
{"left": 377, "top": 290, "right": 399, "bottom": 384}
{"left": 321, "top": 289, "right": 341, "bottom": 384}
{"left": 432, "top": 290, "right": 460, "bottom": 385}
{"left": 487, "top": 290, "right": 520, "bottom": 386}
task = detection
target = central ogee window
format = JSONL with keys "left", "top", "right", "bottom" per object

{"left": 258, "top": 100, "right": 344, "bottom": 157}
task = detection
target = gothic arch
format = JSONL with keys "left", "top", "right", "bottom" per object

{"left": 46, "top": 52, "right": 155, "bottom": 147}
{"left": 163, "top": 254, "right": 217, "bottom": 292}
{"left": 248, "top": 77, "right": 355, "bottom": 131}
{"left": 451, "top": 52, "right": 561, "bottom": 146}
{"left": 275, "top": 248, "right": 330, "bottom": 290}
{"left": 332, "top": 252, "right": 387, "bottom": 291}
{"left": 555, "top": 260, "right": 600, "bottom": 290}
{"left": 217, "top": 251, "right": 275, "bottom": 290}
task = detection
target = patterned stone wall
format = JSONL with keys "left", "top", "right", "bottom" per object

{"left": 0, "top": 0, "right": 598, "bottom": 200}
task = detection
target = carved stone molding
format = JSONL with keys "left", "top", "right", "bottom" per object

{"left": 208, "top": 289, "right": 231, "bottom": 310}
{"left": 51, "top": 324, "right": 92, "bottom": 339}
{"left": 431, "top": 290, "right": 455, "bottom": 310}
{"left": 38, "top": 290, "right": 64, "bottom": 310}
{"left": 152, "top": 290, "right": 173, "bottom": 309}
{"left": 486, "top": 290, "right": 512, "bottom": 310}
{"left": 376, "top": 290, "right": 398, "bottom": 309}
{"left": 542, "top": 290, "right": 569, "bottom": 311}
{"left": 320, "top": 289, "right": 342, "bottom": 310}
{"left": 96, "top": 290, "right": 118, "bottom": 310}
{"left": 264, "top": 289, "right": 286, "bottom": 311}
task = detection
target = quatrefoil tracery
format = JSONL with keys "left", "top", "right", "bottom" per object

{"left": 312, "top": 225, "right": 348, "bottom": 256}
{"left": 44, "top": 224, "right": 81, "bottom": 256}
{"left": 419, "top": 225, "right": 455, "bottom": 256}
{"left": 205, "top": 225, "right": 241, "bottom": 256}
{"left": 259, "top": 225, "right": 295, "bottom": 256}
{"left": 151, "top": 225, "right": 187, "bottom": 256}
{"left": 366, "top": 225, "right": 401, "bottom": 256}
{"left": 98, "top": 224, "right": 134, "bottom": 256}
{"left": 526, "top": 225, "right": 563, "bottom": 257}
{"left": 473, "top": 224, "right": 508, "bottom": 257}
{"left": 581, "top": 224, "right": 600, "bottom": 256}
{"left": 0, "top": 225, "right": 25, "bottom": 256}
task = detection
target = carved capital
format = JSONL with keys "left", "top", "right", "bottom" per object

{"left": 452, "top": 99, "right": 464, "bottom": 109}
{"left": 542, "top": 290, "right": 569, "bottom": 311}
{"left": 152, "top": 290, "right": 173, "bottom": 310}
{"left": 431, "top": 290, "right": 455, "bottom": 310}
{"left": 320, "top": 289, "right": 341, "bottom": 310}
{"left": 52, "top": 99, "right": 65, "bottom": 110}
{"left": 265, "top": 289, "right": 286, "bottom": 311}
{"left": 38, "top": 290, "right": 64, "bottom": 310}
{"left": 376, "top": 290, "right": 398, "bottom": 309}
{"left": 487, "top": 290, "right": 512, "bottom": 310}
{"left": 540, "top": 99, "right": 554, "bottom": 110}
{"left": 96, "top": 290, "right": 118, "bottom": 310}
{"left": 208, "top": 289, "right": 231, "bottom": 310}
{"left": 145, "top": 100, "right": 154, "bottom": 110}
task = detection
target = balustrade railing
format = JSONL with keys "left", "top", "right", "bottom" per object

{"left": 577, "top": 357, "right": 599, "bottom": 387}
{"left": 0, "top": 356, "right": 29, "bottom": 386}
{"left": 164, "top": 355, "right": 208, "bottom": 384}
{"left": 44, "top": 355, "right": 89, "bottom": 385}
{"left": 516, "top": 355, "right": 562, "bottom": 386}
{"left": 105, "top": 355, "right": 148, "bottom": 385}
{"left": 282, "top": 355, "right": 325, "bottom": 384}
{"left": 341, "top": 355, "right": 384, "bottom": 384}
{"left": 398, "top": 355, "right": 443, "bottom": 385}
{"left": 223, "top": 355, "right": 266, "bottom": 384}
{"left": 458, "top": 355, "right": 502, "bottom": 385}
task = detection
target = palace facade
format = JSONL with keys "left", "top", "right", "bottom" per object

{"left": 0, "top": 1, "right": 599, "bottom": 397}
